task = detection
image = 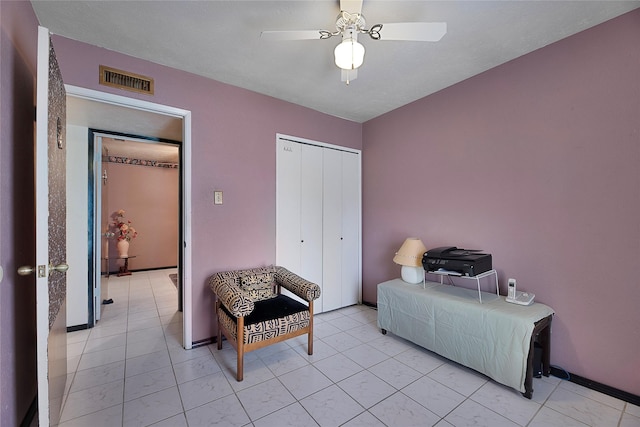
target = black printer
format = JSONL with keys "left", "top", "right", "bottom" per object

{"left": 422, "top": 246, "right": 492, "bottom": 277}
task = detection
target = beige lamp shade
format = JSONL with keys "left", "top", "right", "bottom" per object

{"left": 393, "top": 238, "right": 427, "bottom": 267}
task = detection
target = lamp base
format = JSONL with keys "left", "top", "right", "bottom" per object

{"left": 401, "top": 265, "right": 423, "bottom": 284}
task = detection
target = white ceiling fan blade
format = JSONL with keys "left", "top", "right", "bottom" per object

{"left": 260, "top": 30, "right": 326, "bottom": 41}
{"left": 377, "top": 22, "right": 447, "bottom": 41}
{"left": 340, "top": 0, "right": 363, "bottom": 14}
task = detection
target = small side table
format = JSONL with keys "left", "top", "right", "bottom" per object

{"left": 117, "top": 255, "right": 136, "bottom": 277}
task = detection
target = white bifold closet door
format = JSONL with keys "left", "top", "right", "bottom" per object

{"left": 276, "top": 135, "right": 361, "bottom": 314}
{"left": 340, "top": 150, "right": 360, "bottom": 307}
{"left": 299, "top": 143, "right": 324, "bottom": 305}
{"left": 276, "top": 140, "right": 324, "bottom": 309}
{"left": 322, "top": 149, "right": 360, "bottom": 311}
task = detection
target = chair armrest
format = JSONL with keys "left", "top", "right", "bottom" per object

{"left": 275, "top": 267, "right": 321, "bottom": 302}
{"left": 209, "top": 274, "right": 254, "bottom": 318}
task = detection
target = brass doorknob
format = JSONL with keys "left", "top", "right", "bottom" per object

{"left": 49, "top": 263, "right": 69, "bottom": 274}
{"left": 17, "top": 265, "right": 35, "bottom": 276}
{"left": 18, "top": 263, "right": 68, "bottom": 277}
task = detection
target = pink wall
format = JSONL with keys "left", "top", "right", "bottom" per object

{"left": 50, "top": 35, "right": 362, "bottom": 343}
{"left": 362, "top": 10, "right": 640, "bottom": 395}
{"left": 0, "top": 1, "right": 39, "bottom": 424}
{"left": 106, "top": 162, "right": 179, "bottom": 272}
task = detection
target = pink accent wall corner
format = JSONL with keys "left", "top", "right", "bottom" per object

{"left": 362, "top": 9, "right": 640, "bottom": 395}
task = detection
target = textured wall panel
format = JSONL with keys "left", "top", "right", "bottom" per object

{"left": 47, "top": 40, "right": 67, "bottom": 330}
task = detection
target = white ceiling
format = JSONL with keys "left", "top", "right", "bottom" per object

{"left": 66, "top": 95, "right": 182, "bottom": 162}
{"left": 66, "top": 96, "right": 183, "bottom": 141}
{"left": 34, "top": 1, "right": 639, "bottom": 123}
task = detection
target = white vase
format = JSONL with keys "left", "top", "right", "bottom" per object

{"left": 116, "top": 240, "right": 130, "bottom": 258}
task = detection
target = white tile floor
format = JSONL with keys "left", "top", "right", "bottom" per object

{"left": 59, "top": 270, "right": 640, "bottom": 427}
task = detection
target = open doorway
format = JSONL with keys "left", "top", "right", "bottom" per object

{"left": 65, "top": 85, "right": 193, "bottom": 349}
{"left": 90, "top": 132, "right": 182, "bottom": 325}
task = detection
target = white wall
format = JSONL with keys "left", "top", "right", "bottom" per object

{"left": 66, "top": 124, "right": 89, "bottom": 327}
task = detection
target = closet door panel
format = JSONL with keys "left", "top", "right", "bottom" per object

{"left": 322, "top": 149, "right": 343, "bottom": 312}
{"left": 341, "top": 151, "right": 361, "bottom": 306}
{"left": 276, "top": 139, "right": 302, "bottom": 274}
{"left": 276, "top": 135, "right": 361, "bottom": 314}
{"left": 300, "top": 144, "right": 324, "bottom": 310}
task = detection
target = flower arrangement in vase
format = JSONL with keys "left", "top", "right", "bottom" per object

{"left": 112, "top": 209, "right": 138, "bottom": 257}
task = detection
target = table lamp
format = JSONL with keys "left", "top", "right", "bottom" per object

{"left": 393, "top": 237, "right": 427, "bottom": 284}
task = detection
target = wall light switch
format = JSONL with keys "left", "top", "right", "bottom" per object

{"left": 214, "top": 190, "right": 223, "bottom": 205}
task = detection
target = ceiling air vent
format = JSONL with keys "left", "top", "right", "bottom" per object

{"left": 99, "top": 65, "right": 154, "bottom": 95}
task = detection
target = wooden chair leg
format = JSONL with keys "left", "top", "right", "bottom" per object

{"left": 308, "top": 301, "right": 314, "bottom": 355}
{"left": 216, "top": 300, "right": 223, "bottom": 350}
{"left": 237, "top": 316, "right": 244, "bottom": 382}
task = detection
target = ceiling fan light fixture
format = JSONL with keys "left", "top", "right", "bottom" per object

{"left": 334, "top": 38, "right": 365, "bottom": 70}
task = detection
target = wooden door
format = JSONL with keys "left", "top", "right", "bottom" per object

{"left": 95, "top": 137, "right": 111, "bottom": 321}
{"left": 31, "top": 26, "right": 68, "bottom": 427}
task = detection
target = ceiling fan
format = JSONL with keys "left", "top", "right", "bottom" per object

{"left": 261, "top": 0, "right": 447, "bottom": 84}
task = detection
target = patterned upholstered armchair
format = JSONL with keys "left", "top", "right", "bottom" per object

{"left": 209, "top": 266, "right": 321, "bottom": 381}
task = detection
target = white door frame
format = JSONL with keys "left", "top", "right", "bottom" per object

{"left": 65, "top": 85, "right": 193, "bottom": 349}
{"left": 93, "top": 133, "right": 104, "bottom": 323}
